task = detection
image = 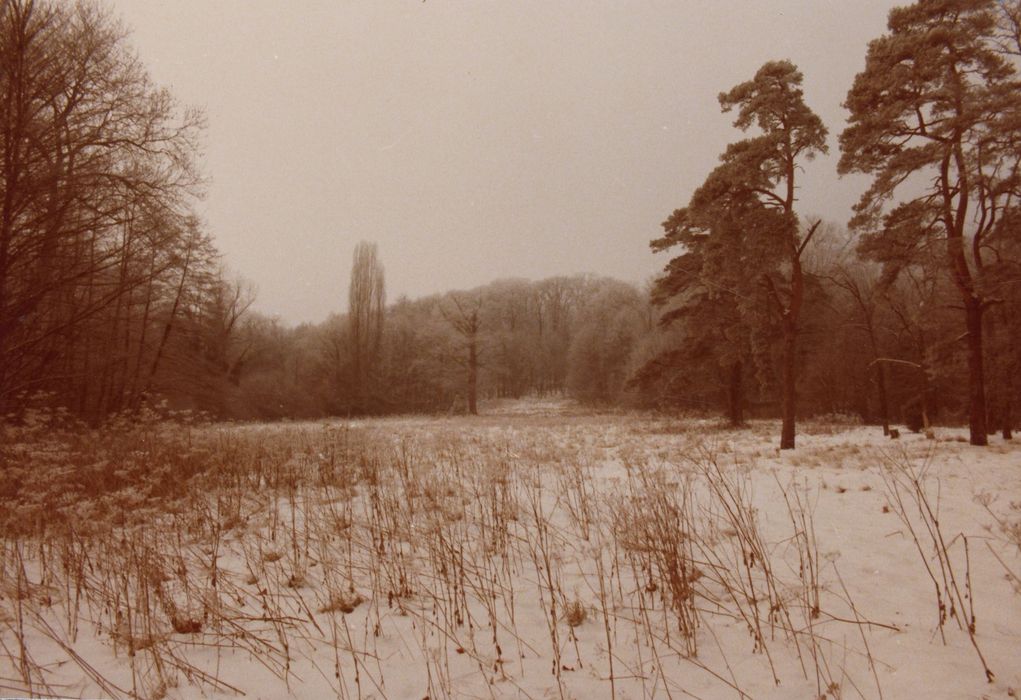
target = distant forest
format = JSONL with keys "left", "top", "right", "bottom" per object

{"left": 2, "top": 0, "right": 1020, "bottom": 448}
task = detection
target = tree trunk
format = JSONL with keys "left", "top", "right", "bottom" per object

{"left": 780, "top": 323, "right": 797, "bottom": 450}
{"left": 126, "top": 248, "right": 157, "bottom": 410}
{"left": 875, "top": 361, "right": 890, "bottom": 436}
{"left": 964, "top": 298, "right": 988, "bottom": 446}
{"left": 1003, "top": 398, "right": 1013, "bottom": 440}
{"left": 145, "top": 238, "right": 194, "bottom": 397}
{"left": 467, "top": 334, "right": 478, "bottom": 416}
{"left": 863, "top": 317, "right": 890, "bottom": 436}
{"left": 727, "top": 360, "right": 743, "bottom": 427}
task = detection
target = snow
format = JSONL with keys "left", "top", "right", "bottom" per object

{"left": 1, "top": 409, "right": 1019, "bottom": 699}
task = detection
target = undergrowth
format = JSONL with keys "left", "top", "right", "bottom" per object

{"left": 1, "top": 412, "right": 1005, "bottom": 698}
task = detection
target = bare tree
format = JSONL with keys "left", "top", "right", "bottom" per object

{"left": 0, "top": 0, "right": 206, "bottom": 419}
{"left": 441, "top": 292, "right": 483, "bottom": 415}
{"left": 834, "top": 265, "right": 893, "bottom": 434}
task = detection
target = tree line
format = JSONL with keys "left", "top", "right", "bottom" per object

{"left": 3, "top": 0, "right": 1020, "bottom": 450}
{"left": 215, "top": 260, "right": 654, "bottom": 421}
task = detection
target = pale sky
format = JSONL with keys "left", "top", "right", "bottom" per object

{"left": 109, "top": 1, "right": 899, "bottom": 324}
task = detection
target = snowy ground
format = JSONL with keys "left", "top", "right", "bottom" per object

{"left": 1, "top": 405, "right": 1019, "bottom": 699}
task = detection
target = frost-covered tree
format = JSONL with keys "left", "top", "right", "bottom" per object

{"left": 566, "top": 281, "right": 648, "bottom": 404}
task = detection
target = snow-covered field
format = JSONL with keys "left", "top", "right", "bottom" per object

{"left": 1, "top": 405, "right": 1019, "bottom": 699}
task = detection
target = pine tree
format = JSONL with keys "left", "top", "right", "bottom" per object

{"left": 654, "top": 61, "right": 827, "bottom": 448}
{"left": 839, "top": 0, "right": 1021, "bottom": 445}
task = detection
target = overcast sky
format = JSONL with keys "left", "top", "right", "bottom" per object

{"left": 109, "top": 1, "right": 900, "bottom": 324}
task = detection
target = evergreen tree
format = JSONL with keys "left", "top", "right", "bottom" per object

{"left": 648, "top": 209, "right": 767, "bottom": 425}
{"left": 654, "top": 61, "right": 827, "bottom": 447}
{"left": 839, "top": 0, "right": 1021, "bottom": 445}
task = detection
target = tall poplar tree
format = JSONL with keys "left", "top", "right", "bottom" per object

{"left": 347, "top": 241, "right": 385, "bottom": 413}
